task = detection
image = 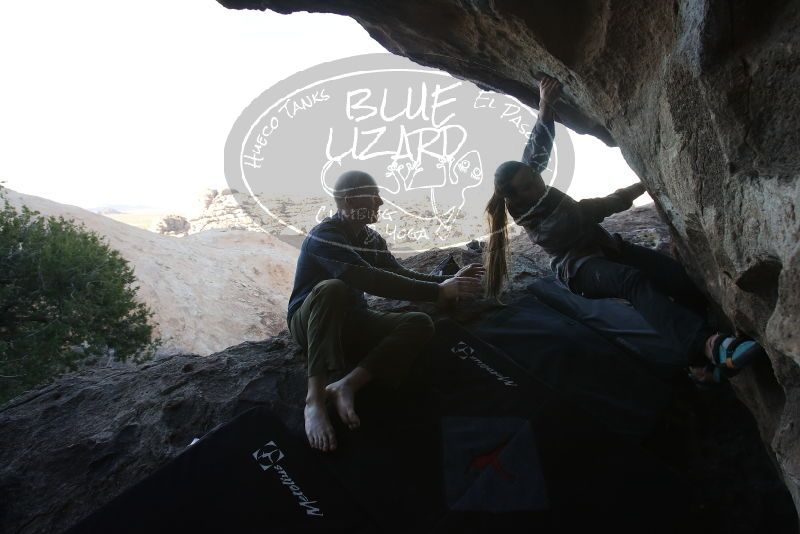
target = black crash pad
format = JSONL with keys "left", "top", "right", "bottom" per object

{"left": 67, "top": 318, "right": 690, "bottom": 533}
{"left": 65, "top": 407, "right": 373, "bottom": 534}
{"left": 473, "top": 280, "right": 679, "bottom": 437}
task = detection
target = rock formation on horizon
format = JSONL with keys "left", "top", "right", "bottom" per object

{"left": 151, "top": 188, "right": 514, "bottom": 250}
{"left": 152, "top": 188, "right": 328, "bottom": 236}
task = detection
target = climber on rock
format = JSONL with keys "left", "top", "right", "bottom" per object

{"left": 482, "top": 74, "right": 765, "bottom": 385}
{"left": 287, "top": 170, "right": 485, "bottom": 452}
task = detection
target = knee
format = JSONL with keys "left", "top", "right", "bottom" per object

{"left": 311, "top": 278, "right": 349, "bottom": 302}
{"left": 402, "top": 312, "right": 435, "bottom": 341}
{"left": 619, "top": 267, "right": 646, "bottom": 293}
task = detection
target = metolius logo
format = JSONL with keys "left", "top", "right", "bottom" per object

{"left": 224, "top": 53, "right": 574, "bottom": 254}
{"left": 450, "top": 341, "right": 518, "bottom": 387}
{"left": 451, "top": 340, "right": 476, "bottom": 359}
{"left": 252, "top": 441, "right": 323, "bottom": 517}
{"left": 253, "top": 440, "right": 284, "bottom": 470}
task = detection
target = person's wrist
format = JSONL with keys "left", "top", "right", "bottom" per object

{"left": 539, "top": 99, "right": 548, "bottom": 110}
{"left": 539, "top": 102, "right": 552, "bottom": 121}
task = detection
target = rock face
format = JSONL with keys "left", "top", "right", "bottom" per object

{"left": 1, "top": 206, "right": 796, "bottom": 533}
{"left": 219, "top": 0, "right": 800, "bottom": 515}
{"left": 150, "top": 213, "right": 190, "bottom": 235}
{"left": 152, "top": 189, "right": 332, "bottom": 236}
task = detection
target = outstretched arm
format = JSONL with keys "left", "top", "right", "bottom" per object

{"left": 377, "top": 250, "right": 453, "bottom": 284}
{"left": 307, "top": 227, "right": 441, "bottom": 302}
{"left": 373, "top": 234, "right": 486, "bottom": 283}
{"left": 578, "top": 182, "right": 647, "bottom": 224}
{"left": 383, "top": 263, "right": 453, "bottom": 283}
{"left": 308, "top": 232, "right": 483, "bottom": 306}
{"left": 522, "top": 76, "right": 561, "bottom": 173}
{"left": 369, "top": 233, "right": 452, "bottom": 282}
{"left": 380, "top": 256, "right": 485, "bottom": 284}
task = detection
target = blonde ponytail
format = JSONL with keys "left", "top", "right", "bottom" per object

{"left": 484, "top": 188, "right": 509, "bottom": 301}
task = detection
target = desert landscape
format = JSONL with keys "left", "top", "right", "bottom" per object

{"left": 5, "top": 189, "right": 299, "bottom": 356}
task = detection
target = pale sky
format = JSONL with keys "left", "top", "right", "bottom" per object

{"left": 0, "top": 0, "right": 649, "bottom": 214}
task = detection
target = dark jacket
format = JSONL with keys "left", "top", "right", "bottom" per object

{"left": 509, "top": 184, "right": 643, "bottom": 286}
{"left": 286, "top": 211, "right": 451, "bottom": 324}
{"left": 511, "top": 116, "right": 644, "bottom": 286}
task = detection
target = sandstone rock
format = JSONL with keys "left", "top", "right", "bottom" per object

{"left": 219, "top": 0, "right": 800, "bottom": 516}
{"left": 149, "top": 213, "right": 190, "bottom": 236}
{"left": 194, "top": 188, "right": 218, "bottom": 215}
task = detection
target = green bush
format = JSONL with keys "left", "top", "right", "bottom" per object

{"left": 0, "top": 186, "right": 160, "bottom": 404}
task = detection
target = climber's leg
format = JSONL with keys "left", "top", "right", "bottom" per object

{"left": 288, "top": 278, "right": 353, "bottom": 452}
{"left": 606, "top": 238, "right": 707, "bottom": 314}
{"left": 326, "top": 308, "right": 436, "bottom": 429}
{"left": 344, "top": 308, "right": 435, "bottom": 385}
{"left": 289, "top": 278, "right": 352, "bottom": 378}
{"left": 570, "top": 257, "right": 714, "bottom": 368}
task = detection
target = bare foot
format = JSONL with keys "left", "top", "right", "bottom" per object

{"left": 326, "top": 378, "right": 361, "bottom": 430}
{"left": 304, "top": 400, "right": 337, "bottom": 452}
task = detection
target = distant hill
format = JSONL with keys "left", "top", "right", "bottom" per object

{"left": 5, "top": 189, "right": 299, "bottom": 356}
{"left": 92, "top": 207, "right": 123, "bottom": 215}
{"left": 89, "top": 203, "right": 162, "bottom": 214}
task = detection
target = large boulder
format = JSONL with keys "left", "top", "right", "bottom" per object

{"left": 149, "top": 213, "right": 190, "bottom": 236}
{"left": 220, "top": 0, "right": 800, "bottom": 514}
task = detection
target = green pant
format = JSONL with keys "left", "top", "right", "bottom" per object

{"left": 288, "top": 279, "right": 436, "bottom": 384}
